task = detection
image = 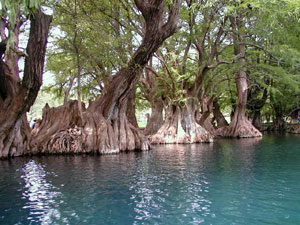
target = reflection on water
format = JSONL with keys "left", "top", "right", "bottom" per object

{"left": 21, "top": 160, "right": 63, "bottom": 224}
{"left": 129, "top": 144, "right": 213, "bottom": 224}
{"left": 1, "top": 135, "right": 300, "bottom": 224}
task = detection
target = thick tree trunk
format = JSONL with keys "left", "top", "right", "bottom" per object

{"left": 216, "top": 67, "right": 262, "bottom": 138}
{"left": 0, "top": 10, "right": 52, "bottom": 159}
{"left": 144, "top": 98, "right": 164, "bottom": 135}
{"left": 30, "top": 1, "right": 182, "bottom": 155}
{"left": 142, "top": 60, "right": 165, "bottom": 135}
{"left": 248, "top": 88, "right": 268, "bottom": 131}
{"left": 151, "top": 102, "right": 213, "bottom": 144}
{"left": 197, "top": 96, "right": 216, "bottom": 135}
{"left": 0, "top": 114, "right": 31, "bottom": 158}
{"left": 271, "top": 99, "right": 286, "bottom": 131}
{"left": 30, "top": 101, "right": 85, "bottom": 154}
{"left": 196, "top": 112, "right": 216, "bottom": 135}
{"left": 216, "top": 15, "right": 261, "bottom": 138}
{"left": 31, "top": 101, "right": 150, "bottom": 155}
{"left": 126, "top": 88, "right": 138, "bottom": 128}
{"left": 212, "top": 100, "right": 228, "bottom": 128}
{"left": 252, "top": 110, "right": 262, "bottom": 131}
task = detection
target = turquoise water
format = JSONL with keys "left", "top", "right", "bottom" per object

{"left": 1, "top": 134, "right": 300, "bottom": 225}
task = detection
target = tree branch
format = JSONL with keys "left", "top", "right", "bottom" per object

{"left": 160, "top": 0, "right": 182, "bottom": 38}
{"left": 22, "top": 9, "right": 52, "bottom": 112}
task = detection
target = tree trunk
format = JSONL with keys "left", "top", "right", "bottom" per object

{"left": 142, "top": 60, "right": 165, "bottom": 136}
{"left": 76, "top": 62, "right": 83, "bottom": 120}
{"left": 216, "top": 66, "right": 262, "bottom": 137}
{"left": 30, "top": 1, "right": 182, "bottom": 155}
{"left": 30, "top": 101, "right": 85, "bottom": 154}
{"left": 151, "top": 101, "right": 213, "bottom": 144}
{"left": 216, "top": 64, "right": 262, "bottom": 138}
{"left": 126, "top": 87, "right": 138, "bottom": 128}
{"left": 216, "top": 15, "right": 261, "bottom": 138}
{"left": 197, "top": 96, "right": 216, "bottom": 135}
{"left": 248, "top": 87, "right": 268, "bottom": 131}
{"left": 273, "top": 116, "right": 285, "bottom": 131}
{"left": 144, "top": 98, "right": 164, "bottom": 135}
{"left": 64, "top": 76, "right": 75, "bottom": 104}
{"left": 212, "top": 100, "right": 229, "bottom": 128}
{"left": 196, "top": 112, "right": 216, "bottom": 135}
{"left": 252, "top": 110, "right": 262, "bottom": 131}
{"left": 270, "top": 94, "right": 285, "bottom": 131}
{"left": 0, "top": 10, "right": 52, "bottom": 159}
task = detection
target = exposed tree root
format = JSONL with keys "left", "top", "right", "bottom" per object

{"left": 30, "top": 100, "right": 85, "bottom": 154}
{"left": 26, "top": 1, "right": 181, "bottom": 157}
{"left": 46, "top": 126, "right": 83, "bottom": 154}
{"left": 30, "top": 100, "right": 150, "bottom": 155}
{"left": 151, "top": 105, "right": 213, "bottom": 144}
{"left": 0, "top": 115, "right": 31, "bottom": 158}
{"left": 216, "top": 116, "right": 262, "bottom": 138}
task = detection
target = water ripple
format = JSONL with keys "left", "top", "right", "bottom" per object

{"left": 1, "top": 135, "right": 300, "bottom": 224}
{"left": 21, "top": 160, "right": 64, "bottom": 224}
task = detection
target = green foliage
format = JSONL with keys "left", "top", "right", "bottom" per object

{"left": 42, "top": 0, "right": 300, "bottom": 119}
{"left": 0, "top": 0, "right": 42, "bottom": 49}
{"left": 45, "top": 0, "right": 140, "bottom": 102}
{"left": 0, "top": 0, "right": 41, "bottom": 23}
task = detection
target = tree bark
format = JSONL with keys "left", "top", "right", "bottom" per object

{"left": 30, "top": 101, "right": 85, "bottom": 154}
{"left": 30, "top": 0, "right": 182, "bottom": 155}
{"left": 217, "top": 67, "right": 262, "bottom": 138}
{"left": 248, "top": 87, "right": 268, "bottom": 131}
{"left": 216, "top": 58, "right": 262, "bottom": 137}
{"left": 141, "top": 64, "right": 165, "bottom": 136}
{"left": 252, "top": 110, "right": 262, "bottom": 131}
{"left": 216, "top": 15, "right": 261, "bottom": 138}
{"left": 216, "top": 56, "right": 262, "bottom": 138}
{"left": 0, "top": 10, "right": 52, "bottom": 159}
{"left": 144, "top": 98, "right": 164, "bottom": 135}
{"left": 270, "top": 92, "right": 285, "bottom": 131}
{"left": 212, "top": 100, "right": 228, "bottom": 128}
{"left": 197, "top": 96, "right": 216, "bottom": 135}
{"left": 151, "top": 101, "right": 213, "bottom": 144}
{"left": 126, "top": 87, "right": 138, "bottom": 128}
{"left": 64, "top": 76, "right": 75, "bottom": 104}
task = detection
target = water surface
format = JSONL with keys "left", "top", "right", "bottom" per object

{"left": 1, "top": 134, "right": 300, "bottom": 224}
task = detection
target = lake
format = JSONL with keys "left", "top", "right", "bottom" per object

{"left": 1, "top": 134, "right": 300, "bottom": 224}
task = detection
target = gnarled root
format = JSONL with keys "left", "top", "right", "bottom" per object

{"left": 0, "top": 115, "right": 31, "bottom": 158}
{"left": 151, "top": 105, "right": 213, "bottom": 144}
{"left": 45, "top": 126, "right": 83, "bottom": 154}
{"left": 30, "top": 100, "right": 84, "bottom": 154}
{"left": 216, "top": 118, "right": 262, "bottom": 138}
{"left": 30, "top": 100, "right": 150, "bottom": 155}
